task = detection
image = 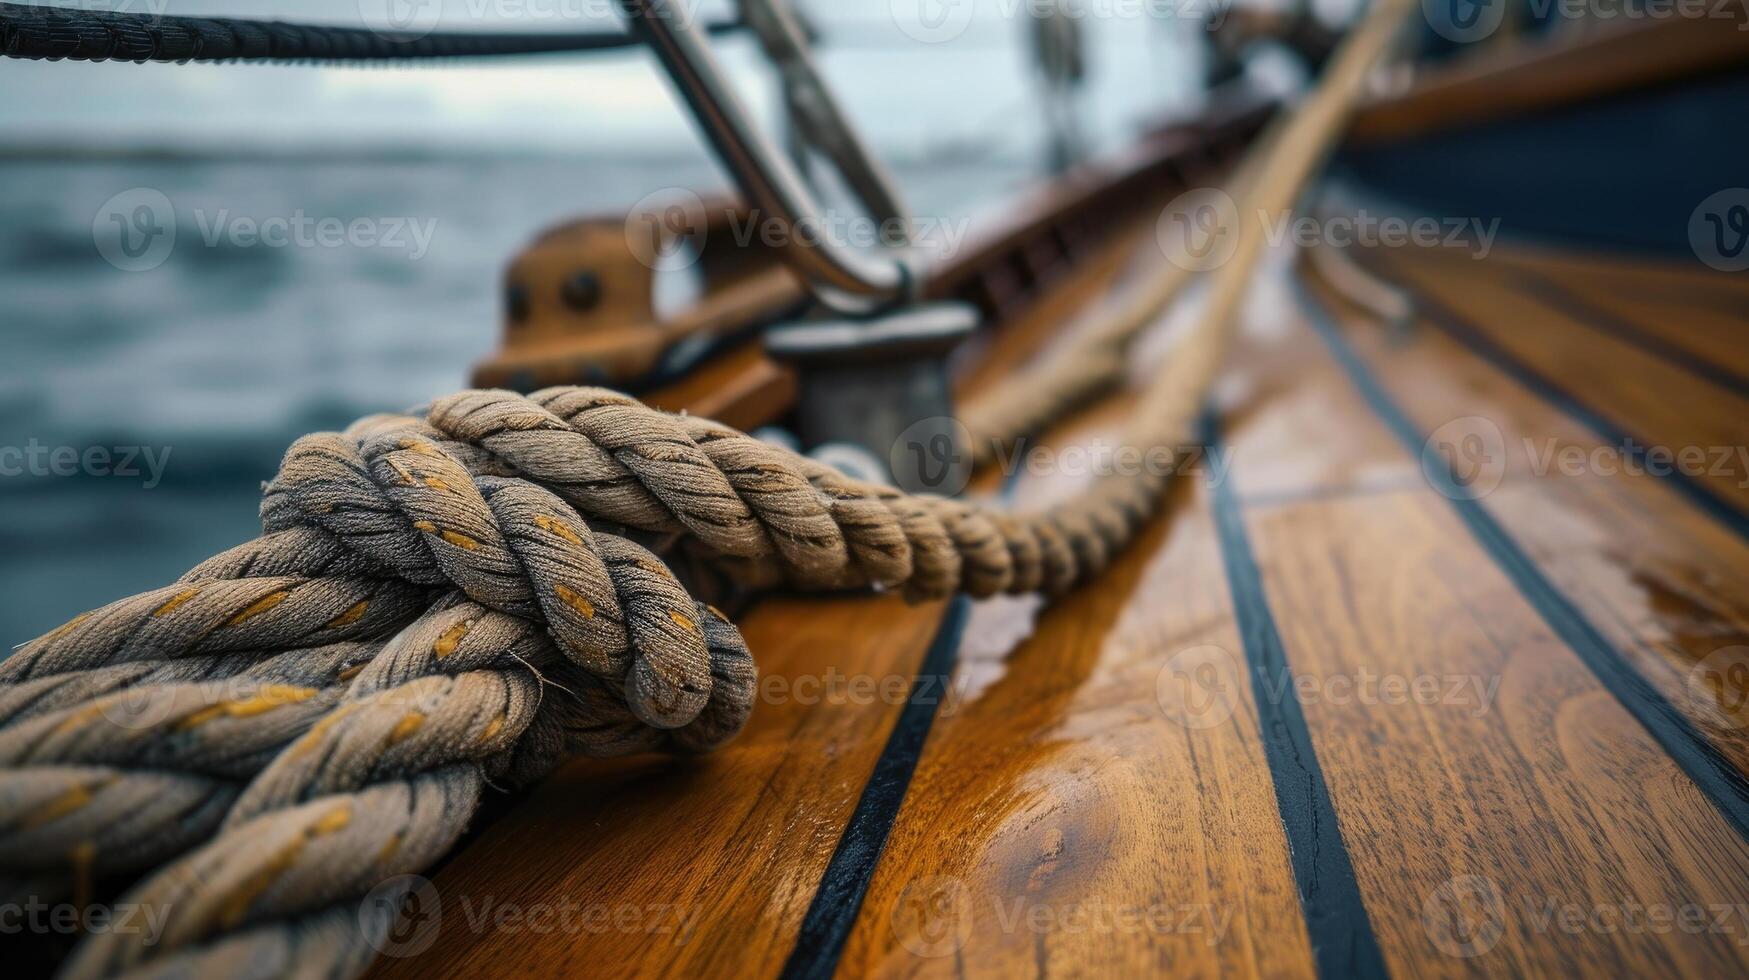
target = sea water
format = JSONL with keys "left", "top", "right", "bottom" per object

{"left": 0, "top": 153, "right": 1031, "bottom": 644}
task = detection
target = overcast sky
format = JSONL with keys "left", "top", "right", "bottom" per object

{"left": 1, "top": 0, "right": 1212, "bottom": 158}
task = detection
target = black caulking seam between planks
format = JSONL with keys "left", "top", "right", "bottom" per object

{"left": 781, "top": 459, "right": 1024, "bottom": 979}
{"left": 1202, "top": 411, "right": 1392, "bottom": 980}
{"left": 1298, "top": 276, "right": 1749, "bottom": 846}
{"left": 779, "top": 593, "right": 970, "bottom": 980}
{"left": 1357, "top": 253, "right": 1749, "bottom": 544}
{"left": 1508, "top": 269, "right": 1749, "bottom": 399}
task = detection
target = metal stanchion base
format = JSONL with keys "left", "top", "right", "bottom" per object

{"left": 765, "top": 303, "right": 978, "bottom": 496}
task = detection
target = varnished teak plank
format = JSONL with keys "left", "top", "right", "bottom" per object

{"left": 1378, "top": 251, "right": 1749, "bottom": 516}
{"left": 839, "top": 396, "right": 1317, "bottom": 978}
{"left": 1307, "top": 268, "right": 1749, "bottom": 774}
{"left": 370, "top": 199, "right": 1185, "bottom": 979}
{"left": 1251, "top": 267, "right": 1749, "bottom": 974}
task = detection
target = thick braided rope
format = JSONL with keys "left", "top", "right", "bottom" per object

{"left": 9, "top": 594, "right": 754, "bottom": 978}
{"left": 5, "top": 425, "right": 739, "bottom": 731}
{"left": 0, "top": 388, "right": 1169, "bottom": 977}
{"left": 0, "top": 428, "right": 756, "bottom": 909}
{"left": 429, "top": 387, "right": 1174, "bottom": 601}
{"left": 3, "top": 5, "right": 1412, "bottom": 975}
{"left": 55, "top": 614, "right": 555, "bottom": 979}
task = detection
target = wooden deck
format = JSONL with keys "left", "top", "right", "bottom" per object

{"left": 371, "top": 237, "right": 1749, "bottom": 977}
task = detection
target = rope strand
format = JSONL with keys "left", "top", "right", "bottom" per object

{"left": 0, "top": 4, "right": 1415, "bottom": 975}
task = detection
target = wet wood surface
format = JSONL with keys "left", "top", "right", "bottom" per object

{"left": 1374, "top": 250, "right": 1749, "bottom": 516}
{"left": 1248, "top": 277, "right": 1749, "bottom": 975}
{"left": 372, "top": 206, "right": 1172, "bottom": 980}
{"left": 838, "top": 394, "right": 1317, "bottom": 979}
{"left": 376, "top": 237, "right": 1749, "bottom": 978}
{"left": 1308, "top": 267, "right": 1749, "bottom": 771}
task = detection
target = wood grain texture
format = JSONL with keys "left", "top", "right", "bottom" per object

{"left": 1378, "top": 250, "right": 1749, "bottom": 515}
{"left": 368, "top": 193, "right": 1187, "bottom": 980}
{"left": 1307, "top": 264, "right": 1749, "bottom": 778}
{"left": 1487, "top": 259, "right": 1749, "bottom": 381}
{"left": 1244, "top": 488, "right": 1749, "bottom": 976}
{"left": 377, "top": 238, "right": 1749, "bottom": 977}
{"left": 1225, "top": 286, "right": 1749, "bottom": 975}
{"left": 370, "top": 590, "right": 949, "bottom": 977}
{"left": 837, "top": 395, "right": 1317, "bottom": 978}
{"left": 1475, "top": 245, "right": 1749, "bottom": 308}
{"left": 642, "top": 340, "right": 797, "bottom": 434}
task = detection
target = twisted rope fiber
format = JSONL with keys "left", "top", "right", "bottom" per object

{"left": 0, "top": 422, "right": 755, "bottom": 977}
{"left": 1, "top": 2, "right": 1412, "bottom": 974}
{"left": 0, "top": 373, "right": 1188, "bottom": 976}
{"left": 959, "top": 155, "right": 1257, "bottom": 463}
{"left": 0, "top": 374, "right": 1191, "bottom": 977}
{"left": 0, "top": 2, "right": 746, "bottom": 65}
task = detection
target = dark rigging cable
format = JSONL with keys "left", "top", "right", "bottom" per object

{"left": 0, "top": 2, "right": 745, "bottom": 65}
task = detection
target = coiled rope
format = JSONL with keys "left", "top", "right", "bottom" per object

{"left": 0, "top": 2, "right": 743, "bottom": 65}
{"left": 1, "top": 2, "right": 1413, "bottom": 975}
